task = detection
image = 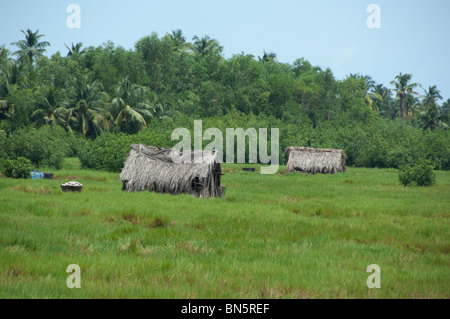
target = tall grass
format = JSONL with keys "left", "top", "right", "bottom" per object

{"left": 0, "top": 159, "right": 448, "bottom": 298}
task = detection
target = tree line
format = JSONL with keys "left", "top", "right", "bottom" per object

{"left": 0, "top": 29, "right": 449, "bottom": 171}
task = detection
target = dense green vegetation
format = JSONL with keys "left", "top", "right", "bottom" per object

{"left": 1, "top": 29, "right": 449, "bottom": 174}
{"left": 0, "top": 158, "right": 448, "bottom": 298}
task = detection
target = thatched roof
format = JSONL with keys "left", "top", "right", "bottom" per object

{"left": 119, "top": 144, "right": 225, "bottom": 198}
{"left": 284, "top": 146, "right": 346, "bottom": 174}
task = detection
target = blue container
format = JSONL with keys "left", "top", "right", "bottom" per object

{"left": 31, "top": 170, "right": 44, "bottom": 179}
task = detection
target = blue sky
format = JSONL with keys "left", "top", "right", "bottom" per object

{"left": 1, "top": 0, "right": 449, "bottom": 101}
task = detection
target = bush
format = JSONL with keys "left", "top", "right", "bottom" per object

{"left": 0, "top": 129, "right": 8, "bottom": 160}
{"left": 7, "top": 126, "right": 73, "bottom": 169}
{"left": 1, "top": 157, "right": 33, "bottom": 179}
{"left": 399, "top": 159, "right": 436, "bottom": 187}
{"left": 78, "top": 130, "right": 174, "bottom": 172}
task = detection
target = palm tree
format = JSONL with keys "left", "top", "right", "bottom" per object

{"left": 421, "top": 85, "right": 442, "bottom": 110}
{"left": 346, "top": 74, "right": 382, "bottom": 111}
{"left": 11, "top": 29, "right": 50, "bottom": 64}
{"left": 442, "top": 99, "right": 450, "bottom": 122}
{"left": 361, "top": 75, "right": 382, "bottom": 111}
{"left": 405, "top": 95, "right": 421, "bottom": 118}
{"left": 0, "top": 59, "right": 27, "bottom": 96}
{"left": 373, "top": 84, "right": 395, "bottom": 117}
{"left": 67, "top": 75, "right": 112, "bottom": 138}
{"left": 0, "top": 59, "right": 27, "bottom": 118}
{"left": 420, "top": 103, "right": 446, "bottom": 131}
{"left": 31, "top": 85, "right": 72, "bottom": 132}
{"left": 192, "top": 35, "right": 223, "bottom": 57}
{"left": 65, "top": 42, "right": 86, "bottom": 57}
{"left": 167, "top": 30, "right": 187, "bottom": 52}
{"left": 390, "top": 73, "right": 421, "bottom": 120}
{"left": 258, "top": 51, "right": 277, "bottom": 63}
{"left": 152, "top": 99, "right": 179, "bottom": 122}
{"left": 112, "top": 77, "right": 155, "bottom": 134}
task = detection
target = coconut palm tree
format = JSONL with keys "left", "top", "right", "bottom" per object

{"left": 0, "top": 59, "right": 27, "bottom": 119}
{"left": 167, "top": 30, "right": 187, "bottom": 52}
{"left": 152, "top": 98, "right": 180, "bottom": 122}
{"left": 112, "top": 77, "right": 155, "bottom": 134}
{"left": 192, "top": 35, "right": 223, "bottom": 57}
{"left": 405, "top": 95, "right": 421, "bottom": 118}
{"left": 345, "top": 74, "right": 382, "bottom": 111}
{"left": 31, "top": 85, "right": 72, "bottom": 132}
{"left": 373, "top": 84, "right": 395, "bottom": 118}
{"left": 420, "top": 103, "right": 446, "bottom": 131}
{"left": 65, "top": 42, "right": 86, "bottom": 57}
{"left": 67, "top": 75, "right": 112, "bottom": 138}
{"left": 421, "top": 85, "right": 442, "bottom": 110}
{"left": 361, "top": 75, "right": 382, "bottom": 111}
{"left": 258, "top": 51, "right": 277, "bottom": 63}
{"left": 0, "top": 59, "right": 27, "bottom": 96}
{"left": 390, "top": 73, "right": 421, "bottom": 120}
{"left": 442, "top": 99, "right": 450, "bottom": 122}
{"left": 11, "top": 29, "right": 50, "bottom": 64}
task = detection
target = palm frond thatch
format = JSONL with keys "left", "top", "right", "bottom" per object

{"left": 119, "top": 144, "right": 226, "bottom": 198}
{"left": 284, "top": 146, "right": 346, "bottom": 174}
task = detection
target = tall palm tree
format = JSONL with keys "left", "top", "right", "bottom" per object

{"left": 167, "top": 30, "right": 187, "bottom": 52}
{"left": 11, "top": 29, "right": 50, "bottom": 64}
{"left": 0, "top": 59, "right": 27, "bottom": 118}
{"left": 442, "top": 99, "right": 450, "bottom": 122}
{"left": 420, "top": 103, "right": 446, "bottom": 131}
{"left": 67, "top": 75, "right": 112, "bottom": 138}
{"left": 0, "top": 45, "right": 9, "bottom": 65}
{"left": 152, "top": 99, "right": 179, "bottom": 122}
{"left": 65, "top": 42, "right": 86, "bottom": 57}
{"left": 112, "top": 77, "right": 155, "bottom": 134}
{"left": 373, "top": 84, "right": 394, "bottom": 117}
{"left": 258, "top": 51, "right": 277, "bottom": 63}
{"left": 405, "top": 95, "right": 421, "bottom": 118}
{"left": 31, "top": 85, "right": 72, "bottom": 132}
{"left": 421, "top": 85, "right": 442, "bottom": 110}
{"left": 346, "top": 74, "right": 382, "bottom": 111}
{"left": 390, "top": 73, "right": 421, "bottom": 120}
{"left": 0, "top": 59, "right": 27, "bottom": 96}
{"left": 192, "top": 35, "right": 223, "bottom": 57}
{"left": 361, "top": 75, "right": 382, "bottom": 111}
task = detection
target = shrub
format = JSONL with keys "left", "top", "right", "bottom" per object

{"left": 78, "top": 130, "right": 173, "bottom": 172}
{"left": 1, "top": 157, "right": 33, "bottom": 179}
{"left": 398, "top": 159, "right": 435, "bottom": 187}
{"left": 7, "top": 126, "right": 73, "bottom": 169}
{"left": 0, "top": 129, "right": 8, "bottom": 160}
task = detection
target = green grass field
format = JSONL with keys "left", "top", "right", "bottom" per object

{"left": 0, "top": 158, "right": 449, "bottom": 298}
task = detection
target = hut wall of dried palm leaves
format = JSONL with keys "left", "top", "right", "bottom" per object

{"left": 284, "top": 146, "right": 346, "bottom": 174}
{"left": 119, "top": 144, "right": 225, "bottom": 198}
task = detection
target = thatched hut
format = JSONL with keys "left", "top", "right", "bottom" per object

{"left": 284, "top": 146, "right": 346, "bottom": 174}
{"left": 119, "top": 144, "right": 226, "bottom": 198}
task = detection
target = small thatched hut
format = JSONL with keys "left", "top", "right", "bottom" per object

{"left": 284, "top": 146, "right": 346, "bottom": 174}
{"left": 119, "top": 144, "right": 226, "bottom": 198}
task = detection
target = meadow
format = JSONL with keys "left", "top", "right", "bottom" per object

{"left": 0, "top": 158, "right": 449, "bottom": 298}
